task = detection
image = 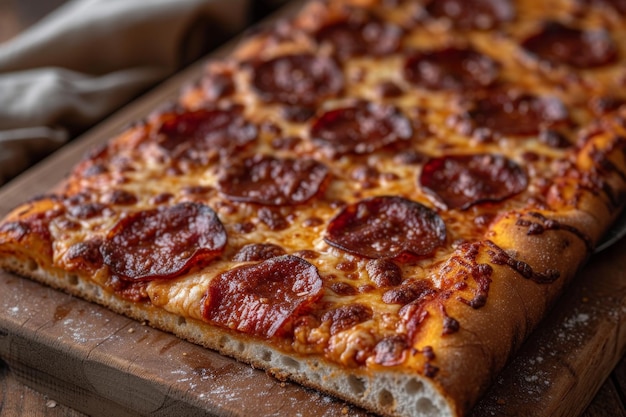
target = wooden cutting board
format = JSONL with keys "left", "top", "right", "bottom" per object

{"left": 0, "top": 19, "right": 624, "bottom": 417}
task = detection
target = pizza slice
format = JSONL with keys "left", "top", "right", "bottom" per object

{"left": 1, "top": 0, "right": 626, "bottom": 416}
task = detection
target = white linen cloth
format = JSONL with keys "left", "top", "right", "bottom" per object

{"left": 0, "top": 0, "right": 250, "bottom": 184}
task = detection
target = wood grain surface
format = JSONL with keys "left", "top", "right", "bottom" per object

{"left": 2, "top": 358, "right": 625, "bottom": 417}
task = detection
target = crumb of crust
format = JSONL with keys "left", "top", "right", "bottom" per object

{"left": 266, "top": 368, "right": 290, "bottom": 382}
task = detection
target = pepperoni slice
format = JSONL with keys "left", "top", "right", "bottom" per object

{"left": 101, "top": 202, "right": 227, "bottom": 281}
{"left": 217, "top": 155, "right": 329, "bottom": 205}
{"left": 315, "top": 18, "right": 402, "bottom": 60}
{"left": 425, "top": 0, "right": 515, "bottom": 30}
{"left": 521, "top": 22, "right": 618, "bottom": 69}
{"left": 252, "top": 54, "right": 344, "bottom": 106}
{"left": 155, "top": 108, "right": 257, "bottom": 158}
{"left": 202, "top": 255, "right": 323, "bottom": 338}
{"left": 419, "top": 154, "right": 528, "bottom": 210}
{"left": 466, "top": 90, "right": 569, "bottom": 137}
{"left": 325, "top": 196, "right": 446, "bottom": 260}
{"left": 583, "top": 0, "right": 626, "bottom": 14}
{"left": 310, "top": 103, "right": 413, "bottom": 157}
{"left": 404, "top": 47, "right": 499, "bottom": 91}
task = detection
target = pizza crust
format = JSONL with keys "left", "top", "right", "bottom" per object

{"left": 0, "top": 252, "right": 455, "bottom": 417}
{"left": 0, "top": 200, "right": 604, "bottom": 417}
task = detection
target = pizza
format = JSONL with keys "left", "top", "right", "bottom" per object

{"left": 1, "top": 0, "right": 626, "bottom": 416}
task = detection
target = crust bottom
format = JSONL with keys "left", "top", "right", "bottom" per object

{"left": 0, "top": 255, "right": 455, "bottom": 417}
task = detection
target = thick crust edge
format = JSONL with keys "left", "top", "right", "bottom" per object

{"left": 0, "top": 254, "right": 455, "bottom": 417}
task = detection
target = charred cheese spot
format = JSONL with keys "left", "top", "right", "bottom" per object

{"left": 232, "top": 243, "right": 287, "bottom": 262}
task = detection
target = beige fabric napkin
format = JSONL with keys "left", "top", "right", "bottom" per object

{"left": 0, "top": 0, "right": 250, "bottom": 185}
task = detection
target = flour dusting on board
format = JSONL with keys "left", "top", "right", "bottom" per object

{"left": 166, "top": 349, "right": 364, "bottom": 417}
{"left": 557, "top": 312, "right": 590, "bottom": 341}
{"left": 471, "top": 302, "right": 599, "bottom": 417}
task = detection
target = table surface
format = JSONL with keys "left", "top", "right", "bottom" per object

{"left": 0, "top": 1, "right": 624, "bottom": 416}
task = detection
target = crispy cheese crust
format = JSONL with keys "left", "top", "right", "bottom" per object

{"left": 2, "top": 1, "right": 626, "bottom": 416}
